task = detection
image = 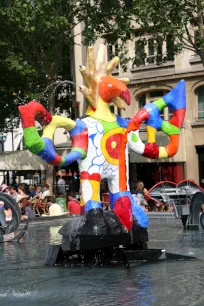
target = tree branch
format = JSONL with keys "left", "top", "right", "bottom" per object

{"left": 15, "top": 33, "right": 45, "bottom": 79}
{"left": 53, "top": 33, "right": 64, "bottom": 78}
{"left": 30, "top": 36, "right": 55, "bottom": 80}
{"left": 185, "top": 24, "right": 198, "bottom": 50}
{"left": 180, "top": 35, "right": 196, "bottom": 50}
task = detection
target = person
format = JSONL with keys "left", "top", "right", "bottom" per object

{"left": 57, "top": 176, "right": 66, "bottom": 195}
{"left": 28, "top": 185, "right": 36, "bottom": 199}
{"left": 133, "top": 193, "right": 149, "bottom": 210}
{"left": 8, "top": 186, "right": 17, "bottom": 199}
{"left": 48, "top": 199, "right": 63, "bottom": 216}
{"left": 131, "top": 181, "right": 149, "bottom": 210}
{"left": 41, "top": 180, "right": 47, "bottom": 192}
{"left": 67, "top": 192, "right": 81, "bottom": 215}
{"left": 1, "top": 184, "right": 9, "bottom": 193}
{"left": 131, "top": 185, "right": 138, "bottom": 195}
{"left": 18, "top": 185, "right": 26, "bottom": 195}
{"left": 40, "top": 184, "right": 51, "bottom": 200}
{"left": 16, "top": 185, "right": 26, "bottom": 203}
{"left": 18, "top": 195, "right": 35, "bottom": 220}
{"left": 136, "top": 181, "right": 148, "bottom": 197}
{"left": 35, "top": 186, "right": 42, "bottom": 198}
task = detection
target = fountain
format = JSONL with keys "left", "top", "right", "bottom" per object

{"left": 17, "top": 44, "right": 187, "bottom": 266}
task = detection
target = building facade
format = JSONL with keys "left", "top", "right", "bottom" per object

{"left": 73, "top": 24, "right": 204, "bottom": 189}
{"left": 121, "top": 47, "right": 204, "bottom": 189}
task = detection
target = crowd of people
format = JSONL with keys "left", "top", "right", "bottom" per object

{"left": 0, "top": 180, "right": 82, "bottom": 222}
{"left": 0, "top": 182, "right": 52, "bottom": 221}
{"left": 0, "top": 177, "right": 168, "bottom": 225}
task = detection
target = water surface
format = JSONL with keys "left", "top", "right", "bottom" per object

{"left": 0, "top": 217, "right": 204, "bottom": 306}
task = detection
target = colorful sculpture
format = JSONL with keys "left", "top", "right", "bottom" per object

{"left": 19, "top": 45, "right": 186, "bottom": 248}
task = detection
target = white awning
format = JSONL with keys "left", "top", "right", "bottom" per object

{"left": 0, "top": 150, "right": 48, "bottom": 170}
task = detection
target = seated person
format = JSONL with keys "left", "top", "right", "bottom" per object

{"left": 48, "top": 199, "right": 63, "bottom": 217}
{"left": 35, "top": 186, "right": 42, "bottom": 198}
{"left": 18, "top": 195, "right": 35, "bottom": 220}
{"left": 1, "top": 184, "right": 9, "bottom": 194}
{"left": 67, "top": 192, "right": 81, "bottom": 215}
{"left": 28, "top": 185, "right": 36, "bottom": 199}
{"left": 17, "top": 185, "right": 26, "bottom": 196}
{"left": 40, "top": 184, "right": 51, "bottom": 200}
{"left": 8, "top": 186, "right": 17, "bottom": 200}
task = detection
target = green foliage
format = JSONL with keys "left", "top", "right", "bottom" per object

{"left": 0, "top": 0, "right": 80, "bottom": 122}
{"left": 82, "top": 0, "right": 204, "bottom": 66}
{"left": 0, "top": 0, "right": 203, "bottom": 130}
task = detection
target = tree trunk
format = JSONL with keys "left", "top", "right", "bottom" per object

{"left": 48, "top": 81, "right": 56, "bottom": 114}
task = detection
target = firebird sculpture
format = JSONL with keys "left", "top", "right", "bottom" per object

{"left": 19, "top": 45, "right": 186, "bottom": 250}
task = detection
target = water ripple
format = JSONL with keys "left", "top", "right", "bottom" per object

{"left": 0, "top": 218, "right": 204, "bottom": 305}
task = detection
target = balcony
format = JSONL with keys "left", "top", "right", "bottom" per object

{"left": 130, "top": 59, "right": 175, "bottom": 81}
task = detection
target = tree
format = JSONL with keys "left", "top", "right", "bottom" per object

{"left": 0, "top": 0, "right": 79, "bottom": 117}
{"left": 1, "top": 0, "right": 203, "bottom": 124}
{"left": 0, "top": 0, "right": 133, "bottom": 121}
{"left": 82, "top": 0, "right": 204, "bottom": 66}
{"left": 132, "top": 0, "right": 204, "bottom": 65}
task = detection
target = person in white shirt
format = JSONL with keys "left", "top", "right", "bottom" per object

{"left": 49, "top": 202, "right": 63, "bottom": 216}
{"left": 40, "top": 184, "right": 51, "bottom": 200}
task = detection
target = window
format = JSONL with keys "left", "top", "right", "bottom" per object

{"left": 133, "top": 35, "right": 175, "bottom": 68}
{"left": 166, "top": 35, "right": 174, "bottom": 61}
{"left": 137, "top": 90, "right": 171, "bottom": 120}
{"left": 156, "top": 39, "right": 163, "bottom": 62}
{"left": 134, "top": 40, "right": 145, "bottom": 66}
{"left": 107, "top": 44, "right": 119, "bottom": 69}
{"left": 108, "top": 44, "right": 119, "bottom": 60}
{"left": 108, "top": 45, "right": 113, "bottom": 61}
{"left": 197, "top": 87, "right": 204, "bottom": 119}
{"left": 168, "top": 108, "right": 173, "bottom": 120}
{"left": 150, "top": 91, "right": 164, "bottom": 98}
{"left": 138, "top": 94, "right": 146, "bottom": 109}
{"left": 147, "top": 39, "right": 154, "bottom": 64}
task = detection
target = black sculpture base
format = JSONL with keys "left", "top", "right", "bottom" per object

{"left": 45, "top": 208, "right": 151, "bottom": 266}
{"left": 58, "top": 208, "right": 148, "bottom": 252}
{"left": 45, "top": 244, "right": 196, "bottom": 267}
{"left": 45, "top": 243, "right": 161, "bottom": 267}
